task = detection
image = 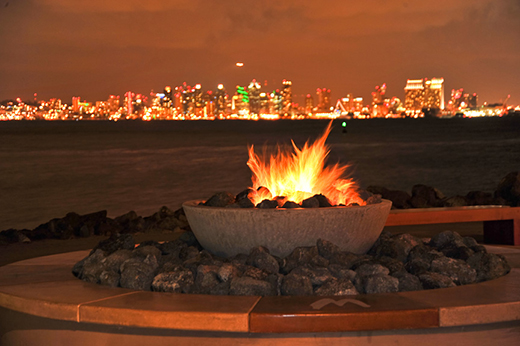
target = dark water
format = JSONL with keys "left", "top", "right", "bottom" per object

{"left": 1, "top": 118, "right": 519, "bottom": 230}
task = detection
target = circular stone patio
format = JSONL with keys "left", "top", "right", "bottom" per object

{"left": 1, "top": 245, "right": 520, "bottom": 345}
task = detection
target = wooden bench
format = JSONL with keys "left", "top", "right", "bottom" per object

{"left": 385, "top": 205, "right": 520, "bottom": 246}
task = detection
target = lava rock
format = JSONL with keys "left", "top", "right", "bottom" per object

{"left": 194, "top": 264, "right": 220, "bottom": 293}
{"left": 282, "top": 246, "right": 320, "bottom": 273}
{"left": 217, "top": 263, "right": 240, "bottom": 282}
{"left": 393, "top": 272, "right": 423, "bottom": 292}
{"left": 178, "top": 231, "right": 201, "bottom": 248}
{"left": 313, "top": 194, "right": 333, "bottom": 207}
{"left": 301, "top": 196, "right": 320, "bottom": 208}
{"left": 242, "top": 266, "right": 270, "bottom": 281}
{"left": 317, "top": 238, "right": 341, "bottom": 260}
{"left": 430, "top": 257, "right": 477, "bottom": 285}
{"left": 100, "top": 249, "right": 133, "bottom": 272}
{"left": 290, "top": 266, "right": 334, "bottom": 286}
{"left": 329, "top": 251, "right": 362, "bottom": 268}
{"left": 77, "top": 249, "right": 106, "bottom": 283}
{"left": 152, "top": 268, "right": 194, "bottom": 293}
{"left": 256, "top": 199, "right": 279, "bottom": 209}
{"left": 132, "top": 245, "right": 162, "bottom": 260}
{"left": 419, "top": 272, "right": 456, "bottom": 289}
{"left": 282, "top": 201, "right": 300, "bottom": 208}
{"left": 377, "top": 256, "right": 406, "bottom": 276}
{"left": 356, "top": 274, "right": 399, "bottom": 294}
{"left": 355, "top": 263, "right": 390, "bottom": 277}
{"left": 230, "top": 276, "right": 276, "bottom": 296}
{"left": 281, "top": 272, "right": 313, "bottom": 296}
{"left": 328, "top": 264, "right": 357, "bottom": 281}
{"left": 159, "top": 239, "right": 187, "bottom": 257}
{"left": 247, "top": 247, "right": 280, "bottom": 274}
{"left": 90, "top": 233, "right": 135, "bottom": 256}
{"left": 467, "top": 252, "right": 511, "bottom": 282}
{"left": 315, "top": 278, "right": 359, "bottom": 296}
{"left": 370, "top": 236, "right": 414, "bottom": 262}
{"left": 99, "top": 269, "right": 120, "bottom": 287}
{"left": 119, "top": 255, "right": 159, "bottom": 291}
{"left": 405, "top": 245, "right": 443, "bottom": 275}
{"left": 204, "top": 192, "right": 235, "bottom": 207}
{"left": 429, "top": 231, "right": 464, "bottom": 250}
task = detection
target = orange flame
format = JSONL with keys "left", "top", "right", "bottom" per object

{"left": 247, "top": 122, "right": 363, "bottom": 206}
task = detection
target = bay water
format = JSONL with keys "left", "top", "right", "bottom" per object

{"left": 1, "top": 118, "right": 519, "bottom": 230}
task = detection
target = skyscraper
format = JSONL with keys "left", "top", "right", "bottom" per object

{"left": 248, "top": 79, "right": 262, "bottom": 114}
{"left": 281, "top": 79, "right": 292, "bottom": 116}
{"left": 404, "top": 79, "right": 425, "bottom": 112}
{"left": 404, "top": 78, "right": 444, "bottom": 114}
{"left": 424, "top": 78, "right": 444, "bottom": 110}
{"left": 316, "top": 88, "right": 331, "bottom": 112}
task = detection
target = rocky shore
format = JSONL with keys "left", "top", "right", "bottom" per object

{"left": 367, "top": 171, "right": 520, "bottom": 209}
{"left": 72, "top": 230, "right": 510, "bottom": 296}
{"left": 1, "top": 171, "right": 518, "bottom": 246}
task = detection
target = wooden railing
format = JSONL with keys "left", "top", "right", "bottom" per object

{"left": 385, "top": 205, "right": 520, "bottom": 245}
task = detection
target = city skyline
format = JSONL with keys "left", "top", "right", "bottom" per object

{"left": 1, "top": 1, "right": 519, "bottom": 105}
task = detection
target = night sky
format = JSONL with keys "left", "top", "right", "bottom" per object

{"left": 1, "top": 0, "right": 519, "bottom": 106}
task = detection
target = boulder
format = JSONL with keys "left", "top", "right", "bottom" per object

{"left": 494, "top": 171, "right": 520, "bottom": 206}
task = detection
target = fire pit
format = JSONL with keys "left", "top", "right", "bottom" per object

{"left": 183, "top": 122, "right": 392, "bottom": 258}
{"left": 183, "top": 199, "right": 392, "bottom": 258}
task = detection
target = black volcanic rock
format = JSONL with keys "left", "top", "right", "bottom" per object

{"left": 301, "top": 196, "right": 320, "bottom": 208}
{"left": 256, "top": 199, "right": 279, "bottom": 209}
{"left": 230, "top": 276, "right": 275, "bottom": 296}
{"left": 495, "top": 171, "right": 520, "bottom": 207}
{"left": 90, "top": 233, "right": 135, "bottom": 256}
{"left": 419, "top": 272, "right": 456, "bottom": 289}
{"left": 204, "top": 192, "right": 235, "bottom": 207}
{"left": 73, "top": 230, "right": 510, "bottom": 297}
{"left": 314, "top": 278, "right": 358, "bottom": 296}
{"left": 281, "top": 272, "right": 313, "bottom": 296}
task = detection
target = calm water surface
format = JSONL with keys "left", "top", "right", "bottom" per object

{"left": 1, "top": 118, "right": 519, "bottom": 230}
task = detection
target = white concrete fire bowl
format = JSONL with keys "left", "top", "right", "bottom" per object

{"left": 182, "top": 199, "right": 392, "bottom": 258}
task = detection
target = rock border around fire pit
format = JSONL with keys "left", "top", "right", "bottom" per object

{"left": 0, "top": 245, "right": 519, "bottom": 335}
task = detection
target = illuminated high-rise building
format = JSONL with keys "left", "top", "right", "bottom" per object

{"left": 107, "top": 95, "right": 120, "bottom": 112}
{"left": 405, "top": 78, "right": 445, "bottom": 113}
{"left": 248, "top": 79, "right": 262, "bottom": 114}
{"left": 72, "top": 96, "right": 80, "bottom": 113}
{"left": 467, "top": 93, "right": 478, "bottom": 108}
{"left": 372, "top": 84, "right": 387, "bottom": 117}
{"left": 305, "top": 94, "right": 314, "bottom": 114}
{"left": 316, "top": 88, "right": 331, "bottom": 112}
{"left": 124, "top": 92, "right": 134, "bottom": 115}
{"left": 215, "top": 84, "right": 227, "bottom": 115}
{"left": 162, "top": 86, "right": 173, "bottom": 108}
{"left": 404, "top": 79, "right": 425, "bottom": 112}
{"left": 424, "top": 78, "right": 444, "bottom": 109}
{"left": 281, "top": 79, "right": 292, "bottom": 116}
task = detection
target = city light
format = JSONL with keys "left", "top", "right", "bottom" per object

{"left": 0, "top": 78, "right": 517, "bottom": 121}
